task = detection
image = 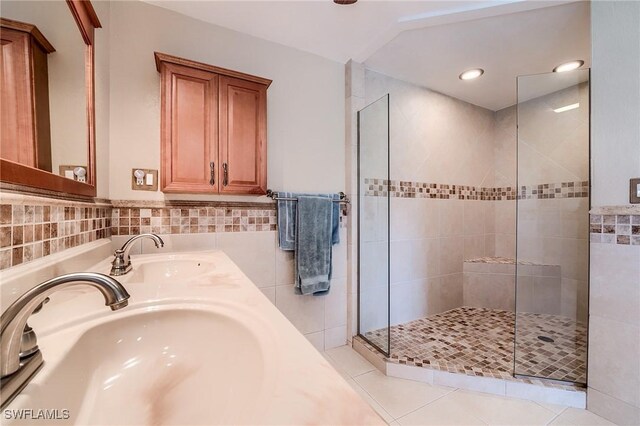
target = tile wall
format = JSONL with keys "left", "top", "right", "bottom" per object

{"left": 588, "top": 211, "right": 640, "bottom": 424}
{"left": 589, "top": 213, "right": 640, "bottom": 245}
{"left": 586, "top": 3, "right": 640, "bottom": 423}
{"left": 0, "top": 195, "right": 111, "bottom": 270}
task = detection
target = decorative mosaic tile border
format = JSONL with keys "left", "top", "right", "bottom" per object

{"left": 363, "top": 178, "right": 589, "bottom": 201}
{"left": 590, "top": 214, "right": 640, "bottom": 245}
{"left": 0, "top": 193, "right": 346, "bottom": 271}
{"left": 110, "top": 206, "right": 277, "bottom": 236}
{"left": 0, "top": 203, "right": 111, "bottom": 270}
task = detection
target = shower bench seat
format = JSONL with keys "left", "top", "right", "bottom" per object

{"left": 462, "top": 256, "right": 561, "bottom": 314}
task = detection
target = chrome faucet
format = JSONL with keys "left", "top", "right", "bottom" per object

{"left": 110, "top": 233, "right": 164, "bottom": 276}
{"left": 0, "top": 272, "right": 130, "bottom": 408}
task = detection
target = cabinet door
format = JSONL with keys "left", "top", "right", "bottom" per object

{"left": 219, "top": 76, "right": 267, "bottom": 195}
{"left": 160, "top": 62, "right": 218, "bottom": 193}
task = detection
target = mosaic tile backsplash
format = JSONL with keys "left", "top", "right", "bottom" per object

{"left": 110, "top": 206, "right": 277, "bottom": 236}
{"left": 364, "top": 178, "right": 589, "bottom": 200}
{"left": 0, "top": 196, "right": 346, "bottom": 270}
{"left": 0, "top": 203, "right": 111, "bottom": 270}
{"left": 590, "top": 214, "right": 640, "bottom": 245}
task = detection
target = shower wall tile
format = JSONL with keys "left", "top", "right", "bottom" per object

{"left": 589, "top": 243, "right": 640, "bottom": 326}
{"left": 588, "top": 314, "right": 640, "bottom": 408}
{"left": 494, "top": 234, "right": 516, "bottom": 259}
{"left": 439, "top": 200, "right": 464, "bottom": 237}
{"left": 391, "top": 279, "right": 429, "bottom": 325}
{"left": 437, "top": 273, "right": 464, "bottom": 312}
{"left": 463, "top": 235, "right": 485, "bottom": 260}
{"left": 463, "top": 200, "right": 485, "bottom": 236}
{"left": 588, "top": 214, "right": 640, "bottom": 423}
{"left": 439, "top": 237, "right": 464, "bottom": 275}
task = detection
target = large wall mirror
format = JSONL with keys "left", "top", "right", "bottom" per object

{"left": 0, "top": 0, "right": 100, "bottom": 197}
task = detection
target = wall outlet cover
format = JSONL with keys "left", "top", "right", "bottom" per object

{"left": 131, "top": 169, "right": 158, "bottom": 191}
{"left": 59, "top": 165, "right": 87, "bottom": 181}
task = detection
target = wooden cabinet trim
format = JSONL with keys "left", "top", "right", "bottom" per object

{"left": 0, "top": 18, "right": 55, "bottom": 53}
{"left": 0, "top": 159, "right": 95, "bottom": 197}
{"left": 66, "top": 0, "right": 101, "bottom": 45}
{"left": 154, "top": 52, "right": 272, "bottom": 88}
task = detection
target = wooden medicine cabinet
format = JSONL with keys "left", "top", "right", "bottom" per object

{"left": 155, "top": 53, "right": 271, "bottom": 195}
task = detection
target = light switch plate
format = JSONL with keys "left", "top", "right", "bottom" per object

{"left": 631, "top": 178, "right": 640, "bottom": 204}
{"left": 131, "top": 169, "right": 158, "bottom": 191}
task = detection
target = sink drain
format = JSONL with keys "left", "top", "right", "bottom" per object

{"left": 538, "top": 335, "right": 554, "bottom": 343}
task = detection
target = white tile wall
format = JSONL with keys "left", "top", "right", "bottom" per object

{"left": 588, "top": 240, "right": 640, "bottom": 423}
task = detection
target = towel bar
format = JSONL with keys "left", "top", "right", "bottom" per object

{"left": 266, "top": 189, "right": 350, "bottom": 205}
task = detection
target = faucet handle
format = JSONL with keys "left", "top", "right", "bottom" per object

{"left": 32, "top": 297, "right": 50, "bottom": 314}
{"left": 110, "top": 249, "right": 132, "bottom": 276}
{"left": 19, "top": 297, "right": 49, "bottom": 358}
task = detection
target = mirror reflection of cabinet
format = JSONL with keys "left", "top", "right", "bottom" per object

{"left": 0, "top": 0, "right": 100, "bottom": 198}
{"left": 0, "top": 19, "right": 55, "bottom": 172}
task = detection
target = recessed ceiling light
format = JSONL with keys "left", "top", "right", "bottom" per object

{"left": 334, "top": 0, "right": 357, "bottom": 4}
{"left": 459, "top": 68, "right": 484, "bottom": 80}
{"left": 553, "top": 60, "right": 584, "bottom": 73}
{"left": 553, "top": 103, "right": 580, "bottom": 113}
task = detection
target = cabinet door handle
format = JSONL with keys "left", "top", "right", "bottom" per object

{"left": 223, "top": 163, "right": 228, "bottom": 186}
{"left": 209, "top": 162, "right": 215, "bottom": 186}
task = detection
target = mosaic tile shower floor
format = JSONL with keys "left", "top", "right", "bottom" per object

{"left": 362, "top": 307, "right": 587, "bottom": 384}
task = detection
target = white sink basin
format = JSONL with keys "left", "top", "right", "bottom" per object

{"left": 10, "top": 304, "right": 275, "bottom": 425}
{"left": 4, "top": 250, "right": 384, "bottom": 425}
{"left": 128, "top": 258, "right": 217, "bottom": 284}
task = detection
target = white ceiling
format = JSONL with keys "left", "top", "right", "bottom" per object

{"left": 145, "top": 0, "right": 591, "bottom": 111}
{"left": 365, "top": 1, "right": 591, "bottom": 110}
{"left": 144, "top": 0, "right": 580, "bottom": 63}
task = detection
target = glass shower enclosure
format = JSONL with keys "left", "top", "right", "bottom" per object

{"left": 357, "top": 95, "right": 390, "bottom": 356}
{"left": 515, "top": 69, "right": 590, "bottom": 385}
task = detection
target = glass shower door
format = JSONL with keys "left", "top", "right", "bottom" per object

{"left": 357, "top": 95, "right": 390, "bottom": 356}
{"left": 514, "top": 70, "right": 590, "bottom": 384}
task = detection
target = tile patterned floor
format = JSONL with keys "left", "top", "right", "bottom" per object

{"left": 362, "top": 307, "right": 587, "bottom": 384}
{"left": 323, "top": 345, "right": 613, "bottom": 425}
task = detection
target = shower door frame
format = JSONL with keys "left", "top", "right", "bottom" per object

{"left": 513, "top": 69, "right": 591, "bottom": 387}
{"left": 356, "top": 94, "right": 391, "bottom": 358}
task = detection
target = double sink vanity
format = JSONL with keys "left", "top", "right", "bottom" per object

{"left": 0, "top": 236, "right": 383, "bottom": 425}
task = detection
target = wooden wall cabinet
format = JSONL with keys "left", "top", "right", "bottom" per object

{"left": 156, "top": 53, "right": 271, "bottom": 195}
